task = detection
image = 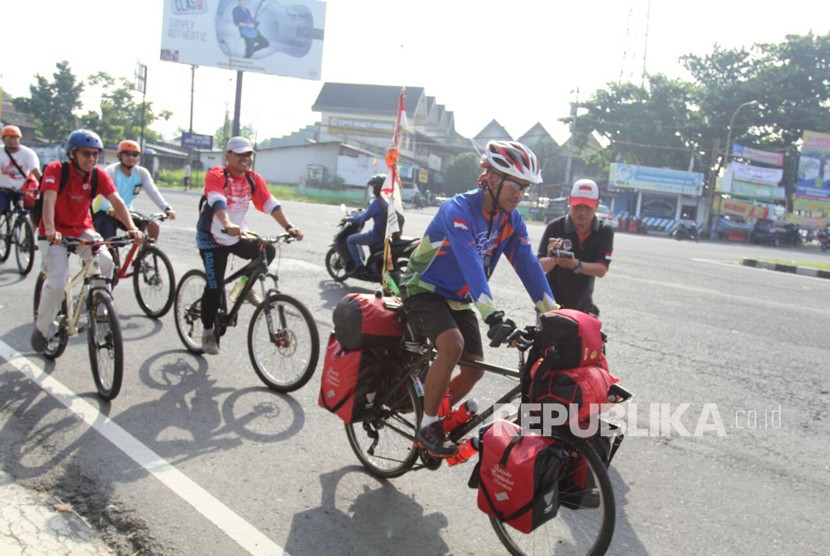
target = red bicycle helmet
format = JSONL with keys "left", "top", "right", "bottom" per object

{"left": 480, "top": 140, "right": 542, "bottom": 184}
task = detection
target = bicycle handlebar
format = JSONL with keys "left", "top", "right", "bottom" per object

{"left": 221, "top": 229, "right": 297, "bottom": 244}
{"left": 130, "top": 211, "right": 170, "bottom": 223}
{"left": 37, "top": 235, "right": 136, "bottom": 251}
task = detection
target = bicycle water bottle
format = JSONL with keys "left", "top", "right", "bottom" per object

{"left": 229, "top": 276, "right": 249, "bottom": 303}
{"left": 447, "top": 436, "right": 480, "bottom": 467}
{"left": 443, "top": 399, "right": 479, "bottom": 434}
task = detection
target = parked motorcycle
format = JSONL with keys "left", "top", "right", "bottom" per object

{"left": 325, "top": 204, "right": 418, "bottom": 285}
{"left": 671, "top": 221, "right": 700, "bottom": 242}
{"left": 818, "top": 227, "right": 829, "bottom": 252}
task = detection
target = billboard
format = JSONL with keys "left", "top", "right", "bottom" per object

{"left": 181, "top": 132, "right": 214, "bottom": 150}
{"left": 609, "top": 163, "right": 704, "bottom": 196}
{"left": 160, "top": 0, "right": 326, "bottom": 80}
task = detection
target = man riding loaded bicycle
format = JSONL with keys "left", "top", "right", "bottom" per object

{"left": 31, "top": 129, "right": 144, "bottom": 353}
{"left": 400, "top": 140, "right": 558, "bottom": 458}
{"left": 196, "top": 136, "right": 303, "bottom": 355}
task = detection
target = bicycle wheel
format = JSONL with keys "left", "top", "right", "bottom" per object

{"left": 248, "top": 293, "right": 319, "bottom": 392}
{"left": 133, "top": 245, "right": 175, "bottom": 318}
{"left": 490, "top": 435, "right": 615, "bottom": 556}
{"left": 344, "top": 378, "right": 422, "bottom": 478}
{"left": 14, "top": 215, "right": 36, "bottom": 275}
{"left": 0, "top": 211, "right": 11, "bottom": 262}
{"left": 87, "top": 291, "right": 124, "bottom": 401}
{"left": 325, "top": 247, "right": 348, "bottom": 282}
{"left": 33, "top": 272, "right": 68, "bottom": 360}
{"left": 174, "top": 269, "right": 206, "bottom": 354}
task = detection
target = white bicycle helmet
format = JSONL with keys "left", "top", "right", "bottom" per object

{"left": 480, "top": 140, "right": 543, "bottom": 184}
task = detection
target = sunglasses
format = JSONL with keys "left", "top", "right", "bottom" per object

{"left": 500, "top": 175, "right": 532, "bottom": 193}
{"left": 76, "top": 149, "right": 100, "bottom": 159}
{"left": 122, "top": 151, "right": 140, "bottom": 157}
{"left": 232, "top": 151, "right": 254, "bottom": 158}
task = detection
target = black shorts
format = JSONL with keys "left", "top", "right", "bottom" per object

{"left": 402, "top": 292, "right": 483, "bottom": 358}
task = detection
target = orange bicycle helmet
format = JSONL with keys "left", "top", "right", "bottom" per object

{"left": 2, "top": 125, "right": 22, "bottom": 138}
{"left": 117, "top": 139, "right": 141, "bottom": 154}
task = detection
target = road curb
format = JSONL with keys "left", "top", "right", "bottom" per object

{"left": 741, "top": 258, "right": 830, "bottom": 279}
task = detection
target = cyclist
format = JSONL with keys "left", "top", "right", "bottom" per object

{"left": 1, "top": 125, "right": 41, "bottom": 216}
{"left": 93, "top": 139, "right": 176, "bottom": 241}
{"left": 196, "top": 136, "right": 303, "bottom": 355}
{"left": 537, "top": 178, "right": 613, "bottom": 317}
{"left": 400, "top": 140, "right": 557, "bottom": 457}
{"left": 31, "top": 130, "right": 144, "bottom": 353}
{"left": 343, "top": 174, "right": 394, "bottom": 278}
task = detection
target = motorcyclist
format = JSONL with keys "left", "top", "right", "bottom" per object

{"left": 342, "top": 174, "right": 392, "bottom": 279}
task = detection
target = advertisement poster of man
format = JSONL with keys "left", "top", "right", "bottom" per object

{"left": 160, "top": 0, "right": 326, "bottom": 79}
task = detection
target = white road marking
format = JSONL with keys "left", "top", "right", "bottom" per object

{"left": 0, "top": 340, "right": 289, "bottom": 556}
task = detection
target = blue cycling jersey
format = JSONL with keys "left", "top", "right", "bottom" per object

{"left": 400, "top": 188, "right": 556, "bottom": 320}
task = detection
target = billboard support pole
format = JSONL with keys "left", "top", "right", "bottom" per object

{"left": 232, "top": 71, "right": 243, "bottom": 137}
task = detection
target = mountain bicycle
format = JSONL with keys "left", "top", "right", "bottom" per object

{"left": 173, "top": 232, "right": 320, "bottom": 393}
{"left": 0, "top": 186, "right": 37, "bottom": 275}
{"left": 106, "top": 211, "right": 175, "bottom": 318}
{"left": 32, "top": 236, "right": 135, "bottom": 400}
{"left": 342, "top": 307, "right": 633, "bottom": 556}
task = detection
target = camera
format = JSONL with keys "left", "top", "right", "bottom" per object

{"left": 550, "top": 249, "right": 574, "bottom": 260}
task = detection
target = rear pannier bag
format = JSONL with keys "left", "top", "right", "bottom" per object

{"left": 529, "top": 359, "right": 620, "bottom": 423}
{"left": 332, "top": 293, "right": 404, "bottom": 350}
{"left": 318, "top": 334, "right": 385, "bottom": 424}
{"left": 476, "top": 420, "right": 568, "bottom": 533}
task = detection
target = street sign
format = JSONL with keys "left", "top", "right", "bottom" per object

{"left": 181, "top": 132, "right": 213, "bottom": 150}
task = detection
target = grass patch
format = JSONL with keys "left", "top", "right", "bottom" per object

{"left": 756, "top": 258, "right": 830, "bottom": 271}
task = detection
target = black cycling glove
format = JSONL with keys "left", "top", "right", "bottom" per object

{"left": 485, "top": 311, "right": 517, "bottom": 347}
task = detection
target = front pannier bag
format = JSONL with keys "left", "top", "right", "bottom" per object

{"left": 476, "top": 420, "right": 568, "bottom": 533}
{"left": 332, "top": 293, "right": 404, "bottom": 350}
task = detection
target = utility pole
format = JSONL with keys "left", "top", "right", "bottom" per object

{"left": 711, "top": 100, "right": 758, "bottom": 239}
{"left": 135, "top": 62, "right": 148, "bottom": 152}
{"left": 564, "top": 88, "right": 579, "bottom": 188}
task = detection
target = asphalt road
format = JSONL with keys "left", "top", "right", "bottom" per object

{"left": 1, "top": 188, "right": 829, "bottom": 555}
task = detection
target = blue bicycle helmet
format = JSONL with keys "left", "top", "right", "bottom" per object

{"left": 66, "top": 129, "right": 104, "bottom": 154}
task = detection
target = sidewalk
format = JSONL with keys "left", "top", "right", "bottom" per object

{"left": 0, "top": 467, "right": 113, "bottom": 555}
{"left": 741, "top": 257, "right": 830, "bottom": 279}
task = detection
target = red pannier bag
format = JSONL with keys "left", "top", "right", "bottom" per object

{"left": 529, "top": 358, "right": 620, "bottom": 423}
{"left": 22, "top": 177, "right": 39, "bottom": 209}
{"left": 476, "top": 420, "right": 568, "bottom": 533}
{"left": 538, "top": 309, "right": 605, "bottom": 369}
{"left": 318, "top": 334, "right": 385, "bottom": 424}
{"left": 332, "top": 293, "right": 404, "bottom": 350}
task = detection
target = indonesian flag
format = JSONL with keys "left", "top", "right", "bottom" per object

{"left": 383, "top": 88, "right": 406, "bottom": 240}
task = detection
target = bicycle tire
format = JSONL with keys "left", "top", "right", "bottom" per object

{"left": 247, "top": 293, "right": 320, "bottom": 392}
{"left": 87, "top": 291, "right": 123, "bottom": 400}
{"left": 344, "top": 378, "right": 422, "bottom": 478}
{"left": 325, "top": 247, "right": 348, "bottom": 282}
{"left": 0, "top": 212, "right": 11, "bottom": 262}
{"left": 133, "top": 245, "right": 175, "bottom": 318}
{"left": 490, "top": 435, "right": 616, "bottom": 556}
{"left": 32, "top": 272, "right": 69, "bottom": 359}
{"left": 174, "top": 269, "right": 207, "bottom": 354}
{"left": 14, "top": 215, "right": 36, "bottom": 275}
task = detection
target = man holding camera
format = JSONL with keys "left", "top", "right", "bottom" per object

{"left": 537, "top": 179, "right": 613, "bottom": 317}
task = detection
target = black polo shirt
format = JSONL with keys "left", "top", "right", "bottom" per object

{"left": 536, "top": 215, "right": 614, "bottom": 315}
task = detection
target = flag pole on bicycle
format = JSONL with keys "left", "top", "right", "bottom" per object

{"left": 381, "top": 87, "right": 406, "bottom": 296}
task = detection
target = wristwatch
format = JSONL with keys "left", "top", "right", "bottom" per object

{"left": 573, "top": 260, "right": 584, "bottom": 274}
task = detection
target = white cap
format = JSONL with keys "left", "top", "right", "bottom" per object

{"left": 569, "top": 179, "right": 599, "bottom": 208}
{"left": 226, "top": 136, "right": 254, "bottom": 154}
